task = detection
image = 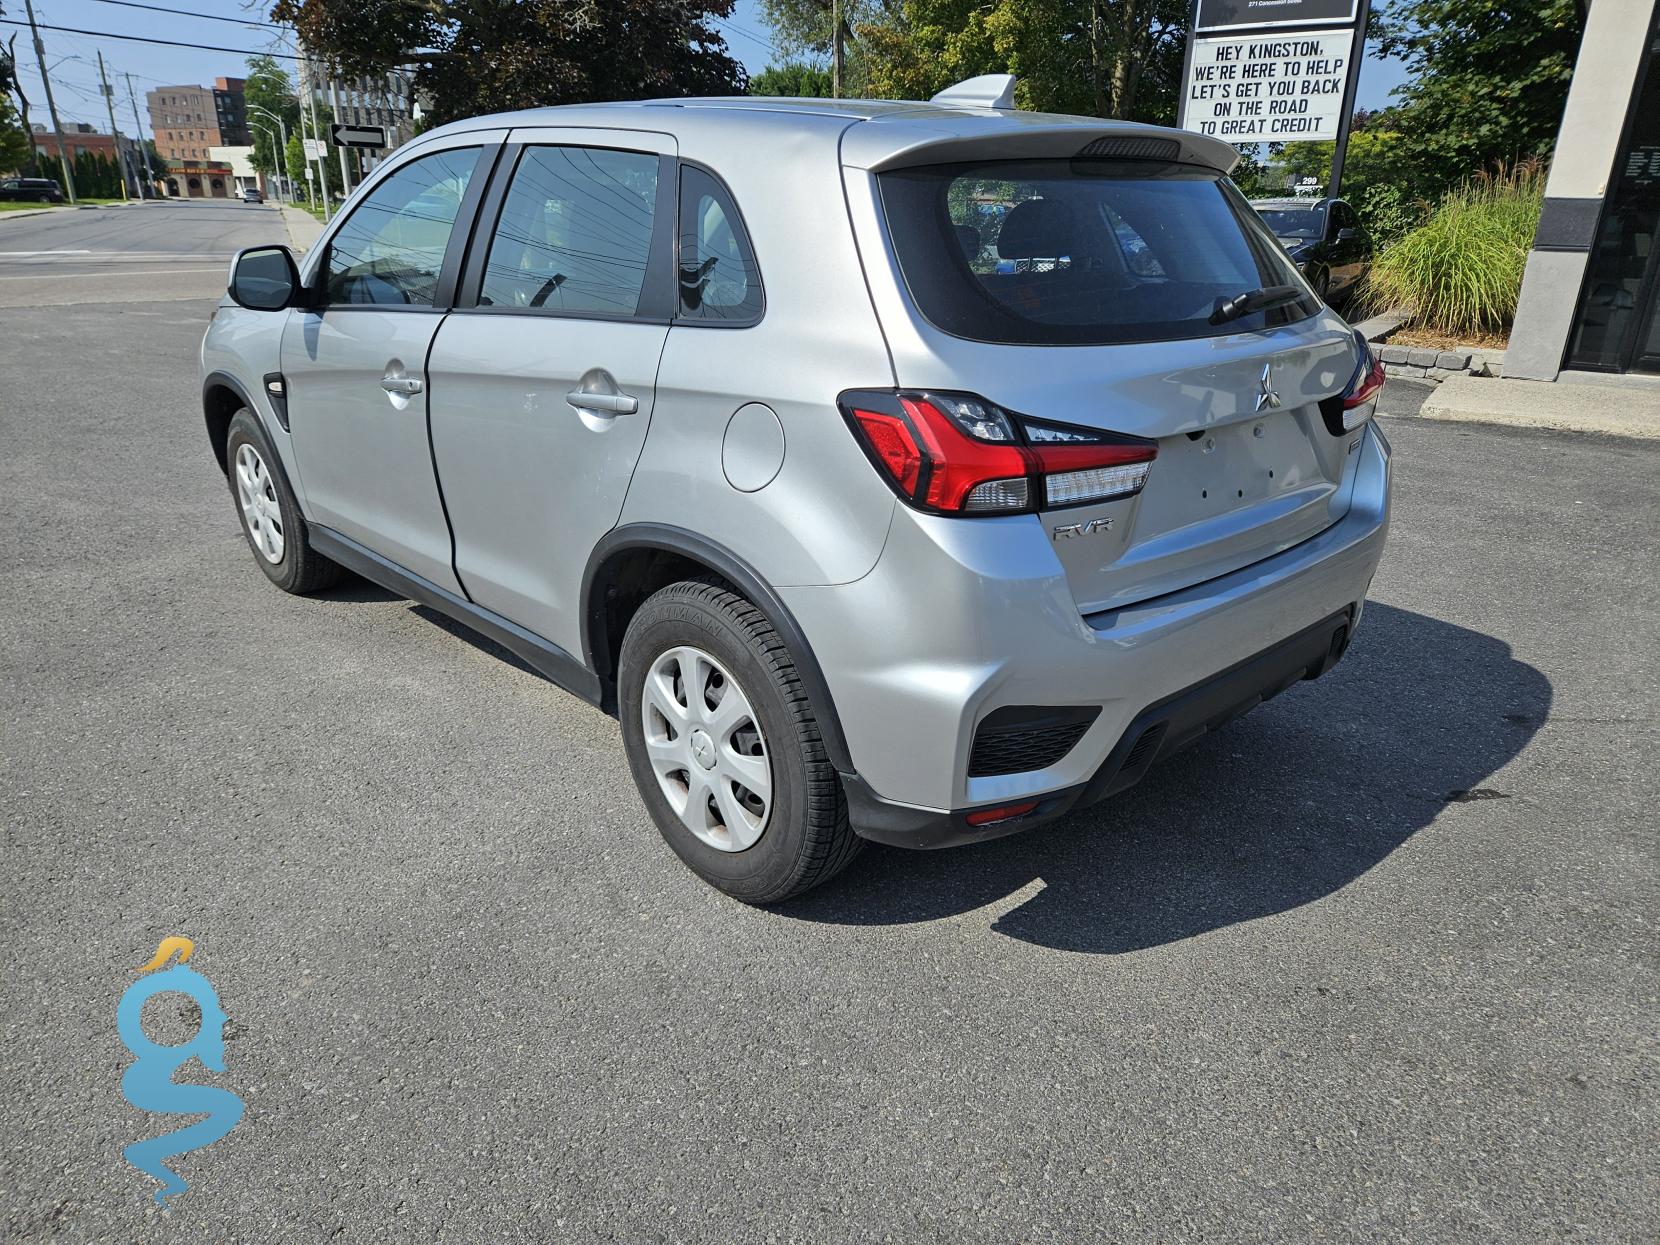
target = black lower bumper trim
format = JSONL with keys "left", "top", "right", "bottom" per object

{"left": 844, "top": 606, "right": 1355, "bottom": 850}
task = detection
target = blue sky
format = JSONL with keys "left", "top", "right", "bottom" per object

{"left": 6, "top": 0, "right": 1406, "bottom": 133}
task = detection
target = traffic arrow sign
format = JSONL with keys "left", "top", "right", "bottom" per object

{"left": 331, "top": 124, "right": 387, "bottom": 149}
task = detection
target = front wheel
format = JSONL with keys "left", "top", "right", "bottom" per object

{"left": 223, "top": 409, "right": 343, "bottom": 594}
{"left": 618, "top": 580, "right": 860, "bottom": 904}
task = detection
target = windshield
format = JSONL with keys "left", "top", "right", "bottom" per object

{"left": 1254, "top": 207, "right": 1324, "bottom": 240}
{"left": 878, "top": 159, "right": 1316, "bottom": 346}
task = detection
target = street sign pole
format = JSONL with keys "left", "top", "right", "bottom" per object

{"left": 1326, "top": 0, "right": 1374, "bottom": 202}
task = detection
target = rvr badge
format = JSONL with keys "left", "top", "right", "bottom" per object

{"left": 1053, "top": 517, "right": 1114, "bottom": 540}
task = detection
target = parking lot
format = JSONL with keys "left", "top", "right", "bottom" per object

{"left": 2, "top": 201, "right": 1656, "bottom": 1241}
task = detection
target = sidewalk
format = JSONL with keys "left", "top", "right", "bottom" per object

{"left": 280, "top": 204, "right": 324, "bottom": 254}
{"left": 1421, "top": 374, "right": 1660, "bottom": 439}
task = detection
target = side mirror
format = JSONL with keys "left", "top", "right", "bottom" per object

{"left": 1336, "top": 227, "right": 1358, "bottom": 242}
{"left": 228, "top": 245, "right": 301, "bottom": 311}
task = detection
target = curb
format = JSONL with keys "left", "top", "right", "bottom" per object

{"left": 1418, "top": 374, "right": 1660, "bottom": 440}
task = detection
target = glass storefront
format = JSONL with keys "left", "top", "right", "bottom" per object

{"left": 1567, "top": 14, "right": 1660, "bottom": 373}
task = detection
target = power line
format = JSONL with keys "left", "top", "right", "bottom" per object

{"left": 0, "top": 18, "right": 301, "bottom": 59}
{"left": 82, "top": 0, "right": 282, "bottom": 29}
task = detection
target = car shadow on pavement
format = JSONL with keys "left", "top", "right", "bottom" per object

{"left": 781, "top": 604, "right": 1551, "bottom": 953}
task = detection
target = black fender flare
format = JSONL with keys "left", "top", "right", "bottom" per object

{"left": 581, "top": 524, "right": 854, "bottom": 775}
{"left": 202, "top": 370, "right": 261, "bottom": 471}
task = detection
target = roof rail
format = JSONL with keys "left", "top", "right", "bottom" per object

{"left": 929, "top": 74, "right": 1018, "bottom": 110}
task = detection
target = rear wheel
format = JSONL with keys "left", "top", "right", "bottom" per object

{"left": 618, "top": 580, "right": 860, "bottom": 904}
{"left": 224, "top": 409, "right": 344, "bottom": 594}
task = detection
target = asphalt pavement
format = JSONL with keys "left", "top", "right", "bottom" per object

{"left": 2, "top": 205, "right": 1656, "bottom": 1242}
{"left": 0, "top": 199, "right": 284, "bottom": 308}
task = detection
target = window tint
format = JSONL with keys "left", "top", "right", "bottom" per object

{"left": 479, "top": 146, "right": 658, "bottom": 316}
{"left": 325, "top": 148, "right": 478, "bottom": 306}
{"left": 677, "top": 166, "right": 762, "bottom": 322}
{"left": 879, "top": 159, "right": 1316, "bottom": 346}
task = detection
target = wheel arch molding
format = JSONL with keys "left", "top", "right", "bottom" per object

{"left": 581, "top": 524, "right": 854, "bottom": 774}
{"left": 202, "top": 370, "right": 261, "bottom": 474}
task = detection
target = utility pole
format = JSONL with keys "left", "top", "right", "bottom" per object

{"left": 123, "top": 72, "right": 152, "bottom": 197}
{"left": 21, "top": 0, "right": 75, "bottom": 203}
{"left": 831, "top": 0, "right": 843, "bottom": 98}
{"left": 96, "top": 52, "right": 130, "bottom": 201}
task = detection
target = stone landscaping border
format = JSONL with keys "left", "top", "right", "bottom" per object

{"left": 1351, "top": 307, "right": 1504, "bottom": 383}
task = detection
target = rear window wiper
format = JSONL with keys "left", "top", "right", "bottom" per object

{"left": 1209, "top": 284, "right": 1306, "bottom": 326}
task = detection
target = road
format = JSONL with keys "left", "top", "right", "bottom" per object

{"left": 2, "top": 204, "right": 1656, "bottom": 1243}
{"left": 0, "top": 199, "right": 285, "bottom": 308}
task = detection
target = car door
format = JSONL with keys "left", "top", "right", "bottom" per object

{"left": 425, "top": 129, "right": 676, "bottom": 654}
{"left": 282, "top": 133, "right": 503, "bottom": 593}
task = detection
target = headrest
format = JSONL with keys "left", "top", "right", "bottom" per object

{"left": 997, "top": 198, "right": 1075, "bottom": 259}
{"left": 953, "top": 223, "right": 980, "bottom": 260}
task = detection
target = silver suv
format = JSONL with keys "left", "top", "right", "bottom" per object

{"left": 202, "top": 77, "right": 1390, "bottom": 903}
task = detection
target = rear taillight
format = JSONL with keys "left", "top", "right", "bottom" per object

{"left": 838, "top": 390, "right": 1157, "bottom": 516}
{"left": 1321, "top": 331, "right": 1385, "bottom": 435}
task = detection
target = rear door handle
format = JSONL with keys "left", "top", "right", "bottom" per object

{"left": 380, "top": 375, "right": 423, "bottom": 395}
{"left": 566, "top": 389, "right": 637, "bottom": 415}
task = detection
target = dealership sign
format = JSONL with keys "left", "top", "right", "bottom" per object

{"left": 1181, "top": 30, "right": 1351, "bottom": 140}
{"left": 1194, "top": 0, "right": 1358, "bottom": 31}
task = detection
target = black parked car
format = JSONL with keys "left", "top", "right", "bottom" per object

{"left": 1251, "top": 197, "right": 1372, "bottom": 307}
{"left": 0, "top": 177, "right": 66, "bottom": 204}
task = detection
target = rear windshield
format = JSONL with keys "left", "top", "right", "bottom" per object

{"left": 878, "top": 158, "right": 1318, "bottom": 346}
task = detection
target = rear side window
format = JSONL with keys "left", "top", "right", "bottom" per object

{"left": 878, "top": 158, "right": 1317, "bottom": 345}
{"left": 677, "top": 166, "right": 762, "bottom": 324}
{"left": 480, "top": 146, "right": 660, "bottom": 316}
{"left": 325, "top": 147, "right": 480, "bottom": 306}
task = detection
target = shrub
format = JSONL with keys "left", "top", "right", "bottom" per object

{"left": 1361, "top": 160, "right": 1545, "bottom": 336}
{"left": 1356, "top": 183, "right": 1428, "bottom": 250}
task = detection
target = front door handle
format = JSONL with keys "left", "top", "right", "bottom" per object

{"left": 565, "top": 389, "right": 638, "bottom": 415}
{"left": 380, "top": 375, "right": 423, "bottom": 395}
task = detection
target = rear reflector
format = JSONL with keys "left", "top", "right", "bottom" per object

{"left": 839, "top": 389, "right": 1157, "bottom": 516}
{"left": 965, "top": 800, "right": 1040, "bottom": 826}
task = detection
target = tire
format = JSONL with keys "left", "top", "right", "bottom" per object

{"left": 223, "top": 408, "right": 344, "bottom": 594}
{"left": 1313, "top": 269, "right": 1331, "bottom": 303}
{"left": 618, "top": 579, "right": 861, "bottom": 904}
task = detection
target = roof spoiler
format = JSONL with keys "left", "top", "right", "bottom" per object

{"left": 929, "top": 74, "right": 1018, "bottom": 110}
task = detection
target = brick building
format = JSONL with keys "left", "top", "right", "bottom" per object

{"left": 29, "top": 123, "right": 119, "bottom": 162}
{"left": 145, "top": 78, "right": 249, "bottom": 163}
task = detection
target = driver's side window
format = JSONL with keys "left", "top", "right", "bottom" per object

{"left": 324, "top": 147, "right": 481, "bottom": 306}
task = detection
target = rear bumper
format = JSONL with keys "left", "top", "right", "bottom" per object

{"left": 782, "top": 419, "right": 1391, "bottom": 841}
{"left": 844, "top": 606, "right": 1354, "bottom": 848}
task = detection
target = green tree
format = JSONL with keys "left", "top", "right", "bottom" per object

{"left": 845, "top": 0, "right": 1186, "bottom": 122}
{"left": 244, "top": 55, "right": 302, "bottom": 186}
{"left": 0, "top": 92, "right": 26, "bottom": 174}
{"left": 271, "top": 0, "right": 747, "bottom": 128}
{"left": 1275, "top": 127, "right": 1416, "bottom": 206}
{"left": 750, "top": 60, "right": 835, "bottom": 97}
{"left": 1376, "top": 0, "right": 1585, "bottom": 195}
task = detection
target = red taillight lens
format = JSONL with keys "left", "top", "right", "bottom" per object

{"left": 839, "top": 390, "right": 1157, "bottom": 517}
{"left": 851, "top": 408, "right": 924, "bottom": 495}
{"left": 1345, "top": 353, "right": 1385, "bottom": 411}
